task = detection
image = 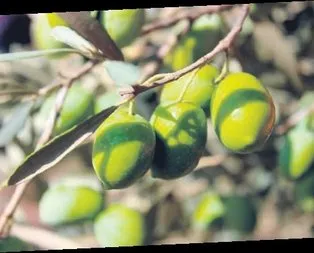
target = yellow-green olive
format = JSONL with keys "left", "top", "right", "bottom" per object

{"left": 150, "top": 102, "right": 207, "bottom": 179}
{"left": 31, "top": 13, "right": 68, "bottom": 58}
{"left": 92, "top": 108, "right": 155, "bottom": 189}
{"left": 192, "top": 192, "right": 225, "bottom": 230}
{"left": 39, "top": 182, "right": 104, "bottom": 226}
{"left": 93, "top": 204, "right": 145, "bottom": 247}
{"left": 159, "top": 64, "right": 219, "bottom": 116}
{"left": 39, "top": 84, "right": 95, "bottom": 136}
{"left": 101, "top": 9, "right": 145, "bottom": 48}
{"left": 210, "top": 72, "right": 276, "bottom": 153}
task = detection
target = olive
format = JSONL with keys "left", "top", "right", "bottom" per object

{"left": 101, "top": 9, "right": 145, "bottom": 48}
{"left": 159, "top": 64, "right": 219, "bottom": 116}
{"left": 192, "top": 192, "right": 225, "bottom": 230}
{"left": 92, "top": 107, "right": 155, "bottom": 189}
{"left": 39, "top": 84, "right": 95, "bottom": 136}
{"left": 150, "top": 102, "right": 207, "bottom": 179}
{"left": 210, "top": 72, "right": 276, "bottom": 153}
{"left": 93, "top": 204, "right": 145, "bottom": 247}
{"left": 39, "top": 181, "right": 104, "bottom": 226}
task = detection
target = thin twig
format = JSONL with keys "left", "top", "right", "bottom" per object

{"left": 141, "top": 5, "right": 234, "bottom": 35}
{"left": 275, "top": 101, "right": 314, "bottom": 135}
{"left": 139, "top": 20, "right": 192, "bottom": 82}
{"left": 0, "top": 61, "right": 99, "bottom": 239}
{"left": 121, "top": 4, "right": 250, "bottom": 100}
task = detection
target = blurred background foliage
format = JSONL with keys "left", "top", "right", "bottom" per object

{"left": 0, "top": 2, "right": 313, "bottom": 251}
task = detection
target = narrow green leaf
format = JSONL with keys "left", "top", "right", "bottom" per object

{"left": 57, "top": 12, "right": 124, "bottom": 61}
{"left": 0, "top": 48, "right": 82, "bottom": 62}
{"left": 4, "top": 106, "right": 118, "bottom": 187}
{"left": 0, "top": 101, "right": 34, "bottom": 147}
{"left": 51, "top": 26, "right": 99, "bottom": 58}
{"left": 104, "top": 60, "right": 141, "bottom": 87}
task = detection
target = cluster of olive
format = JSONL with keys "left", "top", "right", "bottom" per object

{"left": 38, "top": 177, "right": 146, "bottom": 247}
{"left": 30, "top": 9, "right": 145, "bottom": 56}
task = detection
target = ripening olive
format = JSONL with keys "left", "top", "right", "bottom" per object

{"left": 192, "top": 192, "right": 225, "bottom": 230}
{"left": 92, "top": 108, "right": 155, "bottom": 189}
{"left": 31, "top": 13, "right": 68, "bottom": 58}
{"left": 101, "top": 9, "right": 145, "bottom": 48}
{"left": 159, "top": 64, "right": 219, "bottom": 116}
{"left": 39, "top": 84, "right": 95, "bottom": 136}
{"left": 93, "top": 204, "right": 145, "bottom": 247}
{"left": 210, "top": 72, "right": 276, "bottom": 153}
{"left": 150, "top": 102, "right": 207, "bottom": 179}
{"left": 294, "top": 166, "right": 314, "bottom": 213}
{"left": 39, "top": 182, "right": 104, "bottom": 226}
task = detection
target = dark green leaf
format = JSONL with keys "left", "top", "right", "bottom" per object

{"left": 0, "top": 101, "right": 34, "bottom": 147}
{"left": 104, "top": 61, "right": 141, "bottom": 87}
{"left": 3, "top": 106, "right": 118, "bottom": 187}
{"left": 0, "top": 48, "right": 81, "bottom": 62}
{"left": 58, "top": 12, "right": 124, "bottom": 61}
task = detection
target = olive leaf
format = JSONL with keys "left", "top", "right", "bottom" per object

{"left": 2, "top": 105, "right": 118, "bottom": 187}
{"left": 51, "top": 26, "right": 101, "bottom": 59}
{"left": 0, "top": 48, "right": 82, "bottom": 62}
{"left": 0, "top": 101, "right": 34, "bottom": 147}
{"left": 103, "top": 60, "right": 141, "bottom": 87}
{"left": 57, "top": 12, "right": 124, "bottom": 61}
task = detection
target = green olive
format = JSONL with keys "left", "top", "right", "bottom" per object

{"left": 39, "top": 182, "right": 104, "bottom": 226}
{"left": 159, "top": 64, "right": 219, "bottom": 116}
{"left": 31, "top": 14, "right": 68, "bottom": 58}
{"left": 192, "top": 192, "right": 225, "bottom": 230}
{"left": 222, "top": 195, "right": 257, "bottom": 234}
{"left": 92, "top": 108, "right": 155, "bottom": 189}
{"left": 279, "top": 119, "right": 314, "bottom": 180}
{"left": 101, "top": 9, "right": 145, "bottom": 48}
{"left": 210, "top": 72, "right": 276, "bottom": 153}
{"left": 0, "top": 237, "right": 33, "bottom": 252}
{"left": 94, "top": 91, "right": 133, "bottom": 114}
{"left": 93, "top": 204, "right": 145, "bottom": 247}
{"left": 294, "top": 166, "right": 314, "bottom": 213}
{"left": 150, "top": 102, "right": 207, "bottom": 179}
{"left": 39, "top": 84, "right": 95, "bottom": 136}
{"left": 164, "top": 14, "right": 222, "bottom": 71}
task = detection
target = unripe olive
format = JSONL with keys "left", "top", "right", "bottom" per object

{"left": 210, "top": 72, "right": 276, "bottom": 153}
{"left": 93, "top": 204, "right": 145, "bottom": 247}
{"left": 279, "top": 92, "right": 314, "bottom": 180}
{"left": 222, "top": 195, "right": 257, "bottom": 234}
{"left": 101, "top": 9, "right": 145, "bottom": 48}
{"left": 294, "top": 167, "right": 314, "bottom": 213}
{"left": 31, "top": 14, "right": 68, "bottom": 58}
{"left": 159, "top": 64, "right": 219, "bottom": 116}
{"left": 39, "top": 84, "right": 95, "bottom": 136}
{"left": 92, "top": 108, "right": 155, "bottom": 189}
{"left": 39, "top": 182, "right": 104, "bottom": 226}
{"left": 192, "top": 192, "right": 225, "bottom": 230}
{"left": 279, "top": 119, "right": 314, "bottom": 180}
{"left": 164, "top": 14, "right": 222, "bottom": 71}
{"left": 0, "top": 237, "right": 33, "bottom": 252}
{"left": 150, "top": 102, "right": 207, "bottom": 179}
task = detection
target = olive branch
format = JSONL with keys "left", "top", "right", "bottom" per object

{"left": 1, "top": 3, "right": 307, "bottom": 249}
